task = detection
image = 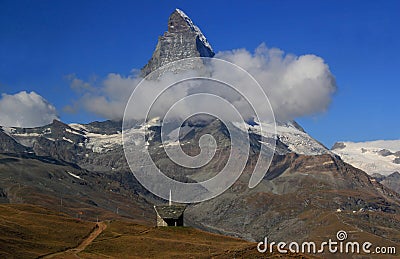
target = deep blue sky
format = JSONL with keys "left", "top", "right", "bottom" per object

{"left": 1, "top": 0, "right": 399, "bottom": 147}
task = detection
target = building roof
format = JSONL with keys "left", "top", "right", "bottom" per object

{"left": 154, "top": 205, "right": 186, "bottom": 219}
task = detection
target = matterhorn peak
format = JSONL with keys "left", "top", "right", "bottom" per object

{"left": 141, "top": 8, "right": 215, "bottom": 77}
{"left": 171, "top": 9, "right": 213, "bottom": 52}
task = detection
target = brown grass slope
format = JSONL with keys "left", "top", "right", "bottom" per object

{"left": 0, "top": 204, "right": 311, "bottom": 259}
{"left": 80, "top": 220, "right": 311, "bottom": 259}
{"left": 0, "top": 204, "right": 95, "bottom": 258}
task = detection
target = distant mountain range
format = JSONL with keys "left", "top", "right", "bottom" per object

{"left": 0, "top": 8, "right": 399, "bottom": 251}
{"left": 332, "top": 140, "right": 400, "bottom": 193}
{"left": 332, "top": 140, "right": 400, "bottom": 175}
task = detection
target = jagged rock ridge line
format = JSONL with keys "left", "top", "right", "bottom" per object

{"left": 141, "top": 9, "right": 214, "bottom": 77}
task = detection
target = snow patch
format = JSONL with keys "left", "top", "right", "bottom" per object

{"left": 233, "top": 121, "right": 330, "bottom": 155}
{"left": 10, "top": 132, "right": 41, "bottom": 137}
{"left": 69, "top": 123, "right": 88, "bottom": 132}
{"left": 68, "top": 123, "right": 124, "bottom": 153}
{"left": 66, "top": 171, "right": 83, "bottom": 180}
{"left": 85, "top": 132, "right": 122, "bottom": 153}
{"left": 65, "top": 128, "right": 83, "bottom": 135}
{"left": 62, "top": 137, "right": 74, "bottom": 144}
{"left": 323, "top": 161, "right": 334, "bottom": 165}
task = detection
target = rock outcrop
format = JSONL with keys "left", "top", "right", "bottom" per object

{"left": 141, "top": 9, "right": 214, "bottom": 77}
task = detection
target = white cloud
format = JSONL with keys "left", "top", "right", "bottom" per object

{"left": 67, "top": 43, "right": 336, "bottom": 123}
{"left": 0, "top": 91, "right": 58, "bottom": 127}
{"left": 216, "top": 44, "right": 337, "bottom": 121}
{"left": 75, "top": 73, "right": 141, "bottom": 119}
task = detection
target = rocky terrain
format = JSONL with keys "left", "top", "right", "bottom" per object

{"left": 0, "top": 8, "right": 399, "bottom": 257}
{"left": 141, "top": 9, "right": 214, "bottom": 78}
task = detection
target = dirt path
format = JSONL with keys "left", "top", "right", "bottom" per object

{"left": 42, "top": 222, "right": 107, "bottom": 259}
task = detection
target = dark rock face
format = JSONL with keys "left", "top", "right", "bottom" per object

{"left": 84, "top": 120, "right": 122, "bottom": 135}
{"left": 0, "top": 153, "right": 154, "bottom": 222}
{"left": 0, "top": 187, "right": 8, "bottom": 203}
{"left": 378, "top": 149, "right": 393, "bottom": 157}
{"left": 141, "top": 9, "right": 214, "bottom": 77}
{"left": 331, "top": 142, "right": 346, "bottom": 150}
{"left": 32, "top": 136, "right": 85, "bottom": 163}
{"left": 371, "top": 173, "right": 386, "bottom": 182}
{"left": 381, "top": 171, "right": 400, "bottom": 193}
{"left": 0, "top": 129, "right": 27, "bottom": 153}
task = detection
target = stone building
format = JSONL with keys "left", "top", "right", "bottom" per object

{"left": 154, "top": 204, "right": 186, "bottom": 227}
{"left": 154, "top": 190, "right": 186, "bottom": 227}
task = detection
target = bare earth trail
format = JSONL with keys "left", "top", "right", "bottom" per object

{"left": 42, "top": 222, "right": 107, "bottom": 259}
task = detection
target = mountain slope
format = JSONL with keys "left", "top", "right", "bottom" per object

{"left": 141, "top": 9, "right": 214, "bottom": 77}
{"left": 0, "top": 204, "right": 311, "bottom": 259}
{"left": 0, "top": 204, "right": 95, "bottom": 258}
{"left": 0, "top": 128, "right": 28, "bottom": 153}
{"left": 380, "top": 172, "right": 400, "bottom": 193}
{"left": 185, "top": 151, "right": 400, "bottom": 243}
{"left": 0, "top": 152, "right": 154, "bottom": 223}
{"left": 81, "top": 221, "right": 312, "bottom": 259}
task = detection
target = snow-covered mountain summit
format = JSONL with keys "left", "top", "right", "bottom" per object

{"left": 141, "top": 9, "right": 214, "bottom": 77}
{"left": 174, "top": 9, "right": 213, "bottom": 52}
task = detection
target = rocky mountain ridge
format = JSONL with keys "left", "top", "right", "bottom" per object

{"left": 141, "top": 9, "right": 214, "bottom": 77}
